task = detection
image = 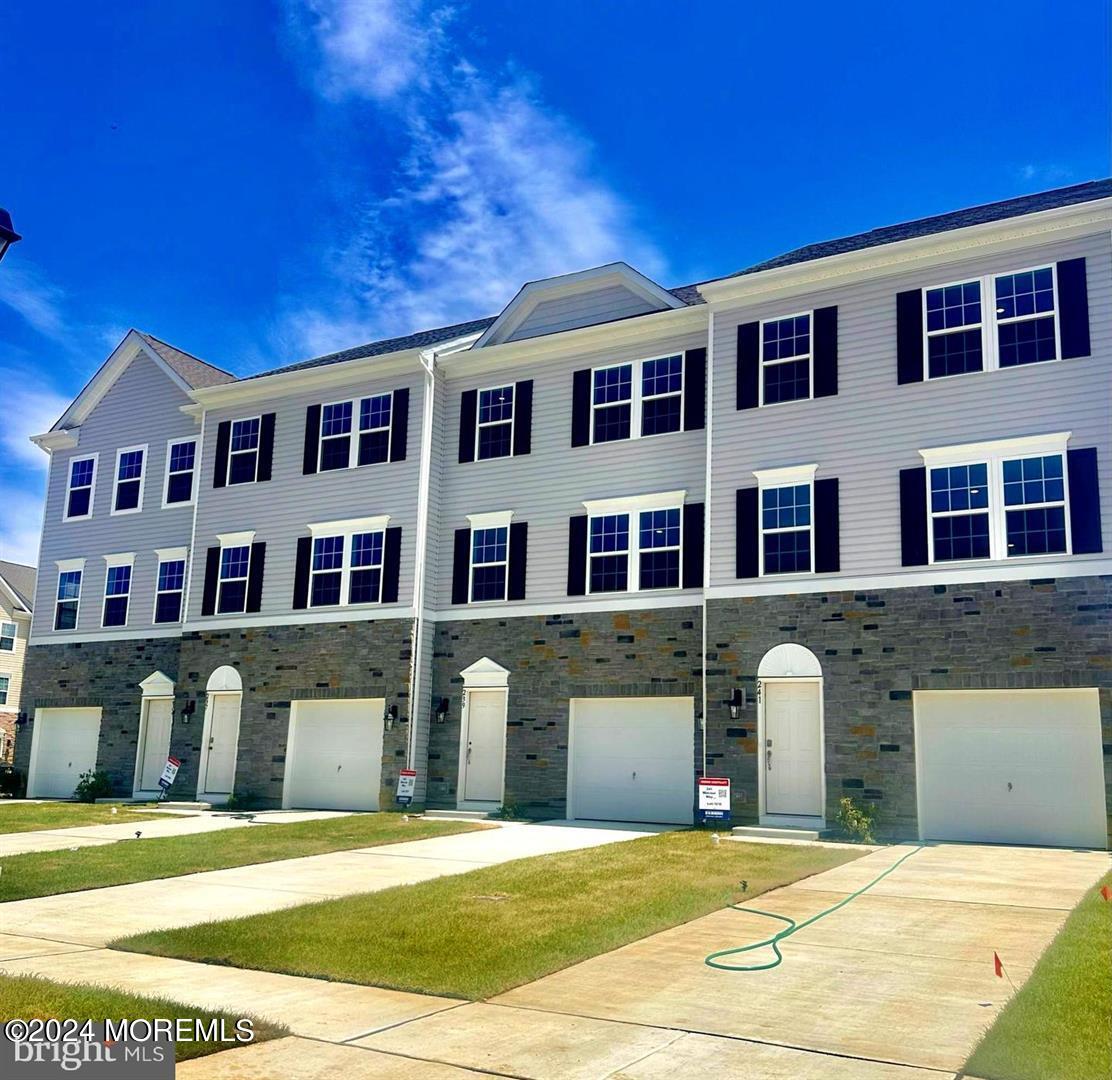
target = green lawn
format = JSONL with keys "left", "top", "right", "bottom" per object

{"left": 966, "top": 869, "right": 1112, "bottom": 1080}
{"left": 0, "top": 973, "right": 287, "bottom": 1062}
{"left": 0, "top": 814, "right": 483, "bottom": 901}
{"left": 115, "top": 830, "right": 862, "bottom": 999}
{"left": 0, "top": 802, "right": 164, "bottom": 834}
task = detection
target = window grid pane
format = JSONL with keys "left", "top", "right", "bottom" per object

{"left": 220, "top": 546, "right": 250, "bottom": 580}
{"left": 764, "top": 531, "right": 811, "bottom": 574}
{"left": 321, "top": 402, "right": 353, "bottom": 437}
{"left": 71, "top": 458, "right": 94, "bottom": 487}
{"left": 231, "top": 419, "right": 260, "bottom": 451}
{"left": 763, "top": 315, "right": 811, "bottom": 361}
{"left": 360, "top": 394, "right": 392, "bottom": 432}
{"left": 471, "top": 526, "right": 508, "bottom": 602}
{"left": 169, "top": 442, "right": 195, "bottom": 473}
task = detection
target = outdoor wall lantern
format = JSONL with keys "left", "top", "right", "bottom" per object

{"left": 728, "top": 687, "right": 746, "bottom": 720}
{"left": 384, "top": 704, "right": 399, "bottom": 731}
{"left": 180, "top": 698, "right": 196, "bottom": 724}
{"left": 0, "top": 209, "right": 21, "bottom": 263}
{"left": 434, "top": 697, "right": 449, "bottom": 724}
{"left": 15, "top": 710, "right": 29, "bottom": 730}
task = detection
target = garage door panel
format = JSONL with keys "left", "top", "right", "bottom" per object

{"left": 29, "top": 708, "right": 102, "bottom": 798}
{"left": 915, "top": 690, "right": 1106, "bottom": 849}
{"left": 570, "top": 698, "right": 694, "bottom": 825}
{"left": 285, "top": 699, "right": 384, "bottom": 811}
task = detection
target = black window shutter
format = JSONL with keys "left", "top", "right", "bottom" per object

{"left": 567, "top": 515, "right": 588, "bottom": 595}
{"left": 896, "top": 289, "right": 924, "bottom": 384}
{"left": 681, "top": 502, "right": 704, "bottom": 588}
{"left": 571, "top": 369, "right": 592, "bottom": 447}
{"left": 1067, "top": 447, "right": 1102, "bottom": 554}
{"left": 381, "top": 526, "right": 402, "bottom": 602}
{"left": 458, "top": 390, "right": 477, "bottom": 463}
{"left": 508, "top": 521, "right": 528, "bottom": 600}
{"left": 812, "top": 307, "right": 839, "bottom": 399}
{"left": 451, "top": 528, "right": 471, "bottom": 604}
{"left": 736, "top": 322, "right": 760, "bottom": 410}
{"left": 899, "top": 466, "right": 929, "bottom": 566}
{"left": 213, "top": 421, "right": 231, "bottom": 489}
{"left": 292, "top": 537, "right": 312, "bottom": 610}
{"left": 302, "top": 405, "right": 321, "bottom": 475}
{"left": 814, "top": 477, "right": 840, "bottom": 572}
{"left": 735, "top": 487, "right": 759, "bottom": 578}
{"left": 512, "top": 380, "right": 533, "bottom": 456}
{"left": 201, "top": 546, "right": 220, "bottom": 615}
{"left": 683, "top": 348, "right": 707, "bottom": 431}
{"left": 1057, "top": 258, "right": 1091, "bottom": 359}
{"left": 390, "top": 388, "right": 410, "bottom": 463}
{"left": 245, "top": 542, "right": 266, "bottom": 612}
{"left": 256, "top": 413, "right": 276, "bottom": 482}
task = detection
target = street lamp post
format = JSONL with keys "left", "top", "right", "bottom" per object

{"left": 0, "top": 208, "right": 21, "bottom": 262}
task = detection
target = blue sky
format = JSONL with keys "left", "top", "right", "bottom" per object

{"left": 0, "top": 0, "right": 1108, "bottom": 564}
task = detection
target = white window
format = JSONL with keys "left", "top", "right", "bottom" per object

{"left": 923, "top": 265, "right": 1060, "bottom": 380}
{"left": 228, "top": 417, "right": 261, "bottom": 485}
{"left": 583, "top": 491, "right": 686, "bottom": 594}
{"left": 318, "top": 393, "right": 393, "bottom": 471}
{"left": 591, "top": 355, "right": 683, "bottom": 444}
{"left": 476, "top": 386, "right": 514, "bottom": 460}
{"left": 0, "top": 622, "right": 15, "bottom": 651}
{"left": 102, "top": 554, "right": 134, "bottom": 628}
{"left": 163, "top": 439, "right": 197, "bottom": 506}
{"left": 307, "top": 516, "right": 389, "bottom": 607}
{"left": 0, "top": 675, "right": 8, "bottom": 705}
{"left": 922, "top": 433, "right": 1071, "bottom": 563}
{"left": 218, "top": 544, "right": 252, "bottom": 614}
{"left": 54, "top": 560, "right": 84, "bottom": 631}
{"left": 111, "top": 445, "right": 147, "bottom": 514}
{"left": 467, "top": 511, "right": 513, "bottom": 602}
{"left": 754, "top": 464, "right": 816, "bottom": 577}
{"left": 63, "top": 455, "right": 97, "bottom": 521}
{"left": 154, "top": 551, "right": 187, "bottom": 624}
{"left": 761, "top": 313, "right": 812, "bottom": 405}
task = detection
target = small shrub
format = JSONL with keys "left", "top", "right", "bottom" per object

{"left": 73, "top": 769, "right": 113, "bottom": 803}
{"left": 835, "top": 795, "right": 878, "bottom": 844}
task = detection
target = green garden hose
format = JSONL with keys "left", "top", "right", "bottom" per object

{"left": 705, "top": 843, "right": 925, "bottom": 972}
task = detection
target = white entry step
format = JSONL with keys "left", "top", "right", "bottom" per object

{"left": 732, "top": 825, "right": 821, "bottom": 841}
{"left": 424, "top": 809, "right": 494, "bottom": 821}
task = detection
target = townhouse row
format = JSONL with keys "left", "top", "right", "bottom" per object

{"left": 15, "top": 181, "right": 1112, "bottom": 847}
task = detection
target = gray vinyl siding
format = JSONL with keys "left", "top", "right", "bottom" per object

{"left": 434, "top": 327, "right": 708, "bottom": 609}
{"left": 506, "top": 284, "right": 660, "bottom": 342}
{"left": 186, "top": 369, "right": 426, "bottom": 623}
{"left": 32, "top": 351, "right": 198, "bottom": 637}
{"left": 709, "top": 230, "right": 1112, "bottom": 586}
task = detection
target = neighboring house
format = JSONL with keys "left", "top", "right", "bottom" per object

{"left": 0, "top": 560, "right": 36, "bottom": 763}
{"left": 13, "top": 181, "right": 1112, "bottom": 850}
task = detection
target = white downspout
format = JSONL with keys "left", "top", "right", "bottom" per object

{"left": 700, "top": 308, "right": 715, "bottom": 778}
{"left": 181, "top": 407, "right": 207, "bottom": 628}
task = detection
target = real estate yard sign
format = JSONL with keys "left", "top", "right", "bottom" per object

{"left": 698, "top": 776, "right": 731, "bottom": 824}
{"left": 158, "top": 757, "right": 181, "bottom": 790}
{"left": 396, "top": 768, "right": 417, "bottom": 806}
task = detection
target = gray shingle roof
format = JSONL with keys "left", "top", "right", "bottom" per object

{"left": 730, "top": 179, "right": 1112, "bottom": 278}
{"left": 0, "top": 560, "right": 36, "bottom": 611}
{"left": 137, "top": 332, "right": 237, "bottom": 388}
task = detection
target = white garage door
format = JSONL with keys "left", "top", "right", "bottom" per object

{"left": 569, "top": 697, "right": 694, "bottom": 824}
{"left": 28, "top": 707, "right": 102, "bottom": 798}
{"left": 915, "top": 689, "right": 1106, "bottom": 848}
{"left": 283, "top": 698, "right": 385, "bottom": 811}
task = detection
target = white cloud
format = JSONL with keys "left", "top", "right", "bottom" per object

{"left": 0, "top": 485, "right": 46, "bottom": 566}
{"left": 0, "top": 263, "right": 68, "bottom": 341}
{"left": 279, "top": 0, "right": 664, "bottom": 355}
{"left": 0, "top": 377, "right": 69, "bottom": 468}
{"left": 1018, "top": 163, "right": 1074, "bottom": 185}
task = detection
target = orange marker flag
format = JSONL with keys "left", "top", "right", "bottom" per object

{"left": 1101, "top": 885, "right": 1111, "bottom": 902}
{"left": 993, "top": 951, "right": 1004, "bottom": 978}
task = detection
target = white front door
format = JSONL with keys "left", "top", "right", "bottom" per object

{"left": 202, "top": 692, "right": 241, "bottom": 796}
{"left": 764, "top": 681, "right": 823, "bottom": 816}
{"left": 28, "top": 708, "right": 102, "bottom": 798}
{"left": 137, "top": 698, "right": 173, "bottom": 791}
{"left": 462, "top": 690, "right": 506, "bottom": 803}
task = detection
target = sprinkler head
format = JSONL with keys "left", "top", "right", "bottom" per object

{"left": 710, "top": 833, "right": 720, "bottom": 845}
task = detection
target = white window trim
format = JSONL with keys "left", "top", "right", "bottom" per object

{"left": 110, "top": 444, "right": 148, "bottom": 517}
{"left": 54, "top": 558, "right": 85, "bottom": 632}
{"left": 217, "top": 540, "right": 254, "bottom": 615}
{"left": 921, "top": 433, "right": 1073, "bottom": 565}
{"left": 162, "top": 437, "right": 197, "bottom": 509}
{"left": 227, "top": 415, "right": 262, "bottom": 485}
{"left": 62, "top": 452, "right": 98, "bottom": 522}
{"left": 754, "top": 465, "right": 817, "bottom": 579}
{"left": 759, "top": 310, "right": 814, "bottom": 407}
{"left": 0, "top": 673, "right": 9, "bottom": 706}
{"left": 582, "top": 492, "right": 686, "bottom": 595}
{"left": 475, "top": 384, "right": 516, "bottom": 461}
{"left": 318, "top": 392, "right": 394, "bottom": 471}
{"left": 467, "top": 511, "right": 514, "bottom": 603}
{"left": 216, "top": 530, "right": 256, "bottom": 547}
{"left": 306, "top": 515, "right": 391, "bottom": 608}
{"left": 0, "top": 620, "right": 16, "bottom": 651}
{"left": 101, "top": 552, "right": 135, "bottom": 629}
{"left": 589, "top": 354, "right": 684, "bottom": 445}
{"left": 153, "top": 549, "right": 188, "bottom": 625}
{"left": 921, "top": 263, "right": 1061, "bottom": 381}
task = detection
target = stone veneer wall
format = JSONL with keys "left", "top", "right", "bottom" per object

{"left": 705, "top": 575, "right": 1112, "bottom": 839}
{"left": 427, "top": 605, "right": 703, "bottom": 817}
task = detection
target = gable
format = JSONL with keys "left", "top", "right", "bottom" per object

{"left": 505, "top": 283, "right": 661, "bottom": 343}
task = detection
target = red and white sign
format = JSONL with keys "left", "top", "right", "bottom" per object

{"left": 396, "top": 768, "right": 417, "bottom": 804}
{"left": 158, "top": 756, "right": 181, "bottom": 790}
{"left": 698, "top": 776, "right": 731, "bottom": 813}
